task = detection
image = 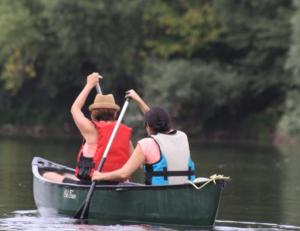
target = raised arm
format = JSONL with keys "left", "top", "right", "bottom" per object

{"left": 71, "top": 72, "right": 102, "bottom": 138}
{"left": 125, "top": 89, "right": 150, "bottom": 114}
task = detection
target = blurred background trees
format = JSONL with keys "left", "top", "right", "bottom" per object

{"left": 0, "top": 0, "right": 299, "bottom": 143}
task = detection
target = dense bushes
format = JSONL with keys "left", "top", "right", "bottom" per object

{"left": 0, "top": 0, "right": 297, "bottom": 142}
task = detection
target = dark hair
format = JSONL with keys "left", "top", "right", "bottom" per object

{"left": 91, "top": 108, "right": 116, "bottom": 121}
{"left": 144, "top": 106, "right": 171, "bottom": 133}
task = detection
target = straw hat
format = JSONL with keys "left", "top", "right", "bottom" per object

{"left": 89, "top": 94, "right": 120, "bottom": 111}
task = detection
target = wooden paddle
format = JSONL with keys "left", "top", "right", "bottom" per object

{"left": 74, "top": 97, "right": 130, "bottom": 220}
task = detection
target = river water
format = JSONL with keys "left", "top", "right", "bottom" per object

{"left": 0, "top": 137, "right": 299, "bottom": 230}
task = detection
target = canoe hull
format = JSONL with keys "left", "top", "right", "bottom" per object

{"left": 32, "top": 157, "right": 224, "bottom": 227}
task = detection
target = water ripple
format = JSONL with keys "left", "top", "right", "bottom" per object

{"left": 1, "top": 211, "right": 300, "bottom": 231}
{"left": 0, "top": 210, "right": 152, "bottom": 231}
{"left": 215, "top": 220, "right": 300, "bottom": 231}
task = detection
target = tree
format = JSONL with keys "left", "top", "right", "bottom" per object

{"left": 0, "top": 0, "right": 295, "bottom": 141}
{"left": 278, "top": 0, "right": 300, "bottom": 140}
{"left": 0, "top": 0, "right": 144, "bottom": 126}
{"left": 142, "top": 0, "right": 222, "bottom": 58}
{"left": 141, "top": 0, "right": 293, "bottom": 140}
{"left": 0, "top": 0, "right": 44, "bottom": 92}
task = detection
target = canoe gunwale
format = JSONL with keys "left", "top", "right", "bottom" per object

{"left": 32, "top": 156, "right": 225, "bottom": 190}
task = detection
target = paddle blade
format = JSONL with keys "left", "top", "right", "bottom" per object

{"left": 74, "top": 181, "right": 96, "bottom": 219}
{"left": 74, "top": 200, "right": 90, "bottom": 219}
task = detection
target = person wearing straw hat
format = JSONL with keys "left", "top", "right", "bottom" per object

{"left": 92, "top": 89, "right": 195, "bottom": 185}
{"left": 43, "top": 72, "right": 133, "bottom": 183}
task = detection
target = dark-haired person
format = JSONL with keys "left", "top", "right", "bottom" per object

{"left": 43, "top": 72, "right": 133, "bottom": 183}
{"left": 92, "top": 89, "right": 196, "bottom": 185}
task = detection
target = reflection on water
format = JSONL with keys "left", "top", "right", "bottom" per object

{"left": 190, "top": 141, "right": 300, "bottom": 227}
{"left": 0, "top": 137, "right": 300, "bottom": 230}
{"left": 0, "top": 210, "right": 150, "bottom": 231}
{"left": 215, "top": 220, "right": 300, "bottom": 230}
{"left": 0, "top": 211, "right": 300, "bottom": 231}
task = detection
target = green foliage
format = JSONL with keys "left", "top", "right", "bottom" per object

{"left": 142, "top": 59, "right": 241, "bottom": 125}
{"left": 143, "top": 0, "right": 222, "bottom": 58}
{"left": 286, "top": 0, "right": 300, "bottom": 82}
{"left": 39, "top": 0, "right": 143, "bottom": 97}
{"left": 0, "top": 0, "right": 296, "bottom": 142}
{"left": 141, "top": 58, "right": 285, "bottom": 139}
{"left": 214, "top": 0, "right": 292, "bottom": 92}
{"left": 278, "top": 0, "right": 300, "bottom": 139}
{"left": 0, "top": 0, "right": 143, "bottom": 125}
{"left": 141, "top": 0, "right": 293, "bottom": 139}
{"left": 277, "top": 91, "right": 300, "bottom": 137}
{"left": 0, "top": 0, "right": 44, "bottom": 92}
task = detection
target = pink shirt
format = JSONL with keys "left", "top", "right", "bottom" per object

{"left": 137, "top": 138, "right": 160, "bottom": 164}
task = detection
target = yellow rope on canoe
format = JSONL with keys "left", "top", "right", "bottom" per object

{"left": 188, "top": 174, "right": 230, "bottom": 190}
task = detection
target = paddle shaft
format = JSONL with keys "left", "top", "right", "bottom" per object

{"left": 77, "top": 82, "right": 101, "bottom": 219}
{"left": 76, "top": 99, "right": 130, "bottom": 219}
{"left": 96, "top": 83, "right": 102, "bottom": 94}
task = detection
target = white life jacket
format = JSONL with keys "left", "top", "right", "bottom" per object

{"left": 144, "top": 130, "right": 195, "bottom": 185}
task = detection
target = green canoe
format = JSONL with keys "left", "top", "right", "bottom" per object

{"left": 32, "top": 157, "right": 227, "bottom": 228}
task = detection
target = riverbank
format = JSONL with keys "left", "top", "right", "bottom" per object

{"left": 0, "top": 123, "right": 78, "bottom": 139}
{"left": 1, "top": 123, "right": 299, "bottom": 145}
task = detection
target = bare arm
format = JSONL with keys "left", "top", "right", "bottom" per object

{"left": 71, "top": 72, "right": 102, "bottom": 141}
{"left": 92, "top": 144, "right": 145, "bottom": 182}
{"left": 126, "top": 89, "right": 150, "bottom": 114}
{"left": 129, "top": 140, "right": 134, "bottom": 156}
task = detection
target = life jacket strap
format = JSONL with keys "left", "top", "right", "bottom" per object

{"left": 145, "top": 169, "right": 195, "bottom": 178}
